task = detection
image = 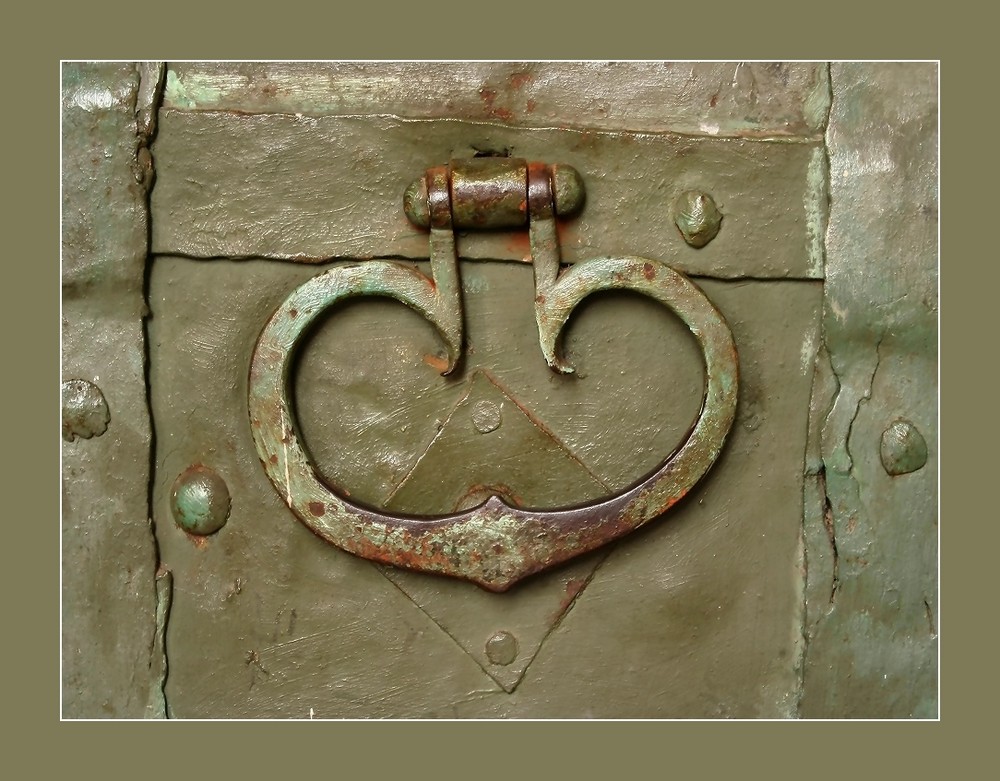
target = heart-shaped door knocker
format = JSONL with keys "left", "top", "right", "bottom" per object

{"left": 248, "top": 159, "right": 738, "bottom": 591}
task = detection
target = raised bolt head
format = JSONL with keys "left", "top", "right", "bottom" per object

{"left": 171, "top": 465, "right": 231, "bottom": 536}
{"left": 485, "top": 630, "right": 518, "bottom": 666}
{"left": 674, "top": 190, "right": 723, "bottom": 248}
{"left": 880, "top": 420, "right": 928, "bottom": 475}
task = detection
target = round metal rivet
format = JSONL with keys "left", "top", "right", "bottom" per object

{"left": 485, "top": 631, "right": 518, "bottom": 666}
{"left": 472, "top": 400, "right": 502, "bottom": 434}
{"left": 170, "top": 465, "right": 231, "bottom": 536}
{"left": 880, "top": 420, "right": 928, "bottom": 476}
{"left": 673, "top": 190, "right": 723, "bottom": 248}
{"left": 62, "top": 379, "right": 110, "bottom": 442}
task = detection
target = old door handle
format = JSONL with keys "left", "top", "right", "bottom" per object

{"left": 248, "top": 159, "right": 738, "bottom": 591}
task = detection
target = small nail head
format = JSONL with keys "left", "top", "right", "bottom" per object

{"left": 472, "top": 400, "right": 502, "bottom": 434}
{"left": 485, "top": 630, "right": 518, "bottom": 666}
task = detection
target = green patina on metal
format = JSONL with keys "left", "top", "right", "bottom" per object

{"left": 66, "top": 62, "right": 938, "bottom": 719}
{"left": 404, "top": 158, "right": 584, "bottom": 230}
{"left": 247, "top": 160, "right": 738, "bottom": 590}
{"left": 672, "top": 191, "right": 723, "bottom": 249}
{"left": 170, "top": 464, "right": 232, "bottom": 535}
{"left": 880, "top": 419, "right": 928, "bottom": 476}
{"left": 62, "top": 379, "right": 111, "bottom": 441}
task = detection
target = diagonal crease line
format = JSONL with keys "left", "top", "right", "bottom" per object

{"left": 513, "top": 548, "right": 615, "bottom": 692}
{"left": 382, "top": 378, "right": 476, "bottom": 505}
{"left": 477, "top": 368, "right": 613, "bottom": 492}
{"left": 373, "top": 367, "right": 616, "bottom": 693}
{"left": 373, "top": 370, "right": 513, "bottom": 691}
{"left": 375, "top": 566, "right": 509, "bottom": 692}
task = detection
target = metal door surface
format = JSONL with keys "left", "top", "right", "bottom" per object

{"left": 61, "top": 61, "right": 938, "bottom": 718}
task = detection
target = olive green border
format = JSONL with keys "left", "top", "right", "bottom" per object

{"left": 24, "top": 0, "right": 966, "bottom": 772}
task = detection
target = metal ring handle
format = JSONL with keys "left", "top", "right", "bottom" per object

{"left": 248, "top": 256, "right": 737, "bottom": 592}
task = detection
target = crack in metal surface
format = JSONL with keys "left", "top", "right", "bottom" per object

{"left": 819, "top": 469, "right": 839, "bottom": 606}
{"left": 149, "top": 249, "right": 828, "bottom": 282}
{"left": 797, "top": 74, "right": 833, "bottom": 715}
{"left": 136, "top": 60, "right": 169, "bottom": 719}
{"left": 842, "top": 333, "right": 884, "bottom": 478}
{"left": 924, "top": 598, "right": 937, "bottom": 639}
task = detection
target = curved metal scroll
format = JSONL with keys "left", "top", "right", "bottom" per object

{"left": 248, "top": 161, "right": 738, "bottom": 591}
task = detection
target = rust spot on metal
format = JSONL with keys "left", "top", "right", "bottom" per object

{"left": 476, "top": 86, "right": 515, "bottom": 122}
{"left": 526, "top": 99, "right": 537, "bottom": 113}
{"left": 269, "top": 454, "right": 278, "bottom": 465}
{"left": 248, "top": 168, "right": 738, "bottom": 591}
{"left": 550, "top": 577, "right": 589, "bottom": 623}
{"left": 423, "top": 353, "right": 449, "bottom": 373}
{"left": 509, "top": 71, "right": 533, "bottom": 90}
{"left": 289, "top": 308, "right": 298, "bottom": 318}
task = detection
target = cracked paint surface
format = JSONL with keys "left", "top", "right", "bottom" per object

{"left": 61, "top": 62, "right": 167, "bottom": 718}
{"left": 800, "top": 63, "right": 937, "bottom": 718}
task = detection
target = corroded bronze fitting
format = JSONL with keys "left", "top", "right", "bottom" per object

{"left": 404, "top": 158, "right": 586, "bottom": 230}
{"left": 249, "top": 157, "right": 737, "bottom": 591}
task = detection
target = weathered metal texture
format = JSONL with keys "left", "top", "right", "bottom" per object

{"left": 673, "top": 191, "right": 723, "bottom": 248}
{"left": 404, "top": 158, "right": 585, "bottom": 230}
{"left": 150, "top": 250, "right": 819, "bottom": 715}
{"left": 63, "top": 61, "right": 943, "bottom": 720}
{"left": 800, "top": 64, "right": 937, "bottom": 717}
{"left": 247, "top": 263, "right": 736, "bottom": 590}
{"left": 162, "top": 62, "right": 829, "bottom": 138}
{"left": 150, "top": 113, "right": 826, "bottom": 278}
{"left": 381, "top": 371, "right": 610, "bottom": 691}
{"left": 246, "top": 162, "right": 737, "bottom": 589}
{"left": 61, "top": 62, "right": 166, "bottom": 717}
{"left": 62, "top": 379, "right": 111, "bottom": 441}
{"left": 170, "top": 464, "right": 232, "bottom": 536}
{"left": 879, "top": 419, "right": 928, "bottom": 476}
{"left": 139, "top": 61, "right": 833, "bottom": 716}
